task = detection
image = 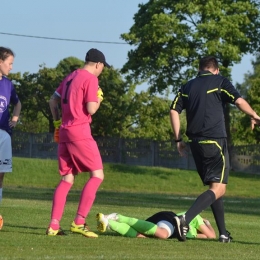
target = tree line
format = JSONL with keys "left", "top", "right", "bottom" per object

{"left": 9, "top": 0, "right": 260, "bottom": 145}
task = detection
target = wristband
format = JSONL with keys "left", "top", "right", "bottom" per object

{"left": 175, "top": 138, "right": 182, "bottom": 143}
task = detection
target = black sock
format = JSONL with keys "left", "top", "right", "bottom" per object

{"left": 211, "top": 197, "right": 227, "bottom": 236}
{"left": 185, "top": 190, "right": 216, "bottom": 224}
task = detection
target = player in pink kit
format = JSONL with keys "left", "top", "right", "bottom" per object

{"left": 47, "top": 48, "right": 110, "bottom": 237}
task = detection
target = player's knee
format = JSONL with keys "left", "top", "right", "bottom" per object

{"left": 91, "top": 169, "right": 104, "bottom": 180}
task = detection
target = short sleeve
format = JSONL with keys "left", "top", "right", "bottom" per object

{"left": 221, "top": 78, "right": 241, "bottom": 104}
{"left": 170, "top": 90, "right": 183, "bottom": 113}
{"left": 83, "top": 76, "right": 99, "bottom": 103}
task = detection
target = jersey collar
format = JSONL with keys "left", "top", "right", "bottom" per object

{"left": 197, "top": 70, "right": 214, "bottom": 77}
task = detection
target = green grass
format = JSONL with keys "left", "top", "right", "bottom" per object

{"left": 1, "top": 157, "right": 260, "bottom": 259}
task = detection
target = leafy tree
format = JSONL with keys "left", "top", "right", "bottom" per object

{"left": 121, "top": 0, "right": 260, "bottom": 145}
{"left": 234, "top": 55, "right": 260, "bottom": 144}
{"left": 10, "top": 57, "right": 186, "bottom": 140}
{"left": 10, "top": 57, "right": 84, "bottom": 133}
{"left": 9, "top": 71, "right": 48, "bottom": 132}
{"left": 93, "top": 69, "right": 175, "bottom": 140}
{"left": 121, "top": 0, "right": 260, "bottom": 92}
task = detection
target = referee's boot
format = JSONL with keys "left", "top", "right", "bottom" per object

{"left": 173, "top": 214, "right": 189, "bottom": 242}
{"left": 219, "top": 230, "right": 233, "bottom": 243}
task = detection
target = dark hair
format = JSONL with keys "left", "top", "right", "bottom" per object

{"left": 199, "top": 56, "right": 218, "bottom": 71}
{"left": 0, "top": 47, "right": 15, "bottom": 61}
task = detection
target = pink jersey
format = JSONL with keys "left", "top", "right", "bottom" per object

{"left": 55, "top": 69, "right": 99, "bottom": 142}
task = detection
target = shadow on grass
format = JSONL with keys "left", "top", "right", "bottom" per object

{"left": 1, "top": 223, "right": 46, "bottom": 235}
{"left": 105, "top": 163, "right": 178, "bottom": 179}
{"left": 4, "top": 186, "right": 260, "bottom": 217}
{"left": 106, "top": 163, "right": 260, "bottom": 181}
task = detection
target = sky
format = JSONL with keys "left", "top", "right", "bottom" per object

{"left": 1, "top": 0, "right": 255, "bottom": 92}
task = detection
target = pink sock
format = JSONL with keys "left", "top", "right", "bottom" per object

{"left": 49, "top": 180, "right": 72, "bottom": 229}
{"left": 74, "top": 177, "right": 103, "bottom": 224}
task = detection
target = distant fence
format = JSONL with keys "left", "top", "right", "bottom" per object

{"left": 11, "top": 131, "right": 260, "bottom": 174}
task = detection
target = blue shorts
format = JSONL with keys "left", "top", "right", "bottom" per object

{"left": 0, "top": 129, "right": 12, "bottom": 172}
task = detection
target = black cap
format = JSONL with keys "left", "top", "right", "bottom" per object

{"left": 85, "top": 48, "right": 110, "bottom": 68}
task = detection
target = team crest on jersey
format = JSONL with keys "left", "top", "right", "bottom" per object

{"left": 0, "top": 95, "right": 7, "bottom": 113}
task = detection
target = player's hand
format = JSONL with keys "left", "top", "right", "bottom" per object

{"left": 9, "top": 120, "right": 18, "bottom": 128}
{"left": 97, "top": 87, "right": 104, "bottom": 102}
{"left": 250, "top": 112, "right": 260, "bottom": 130}
{"left": 54, "top": 128, "right": 59, "bottom": 143}
{"left": 177, "top": 141, "right": 187, "bottom": 157}
{"left": 53, "top": 119, "right": 61, "bottom": 143}
{"left": 251, "top": 118, "right": 260, "bottom": 130}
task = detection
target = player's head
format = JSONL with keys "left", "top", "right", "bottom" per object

{"left": 199, "top": 56, "right": 219, "bottom": 75}
{"left": 85, "top": 48, "right": 110, "bottom": 68}
{"left": 0, "top": 46, "right": 15, "bottom": 76}
{"left": 85, "top": 48, "right": 110, "bottom": 76}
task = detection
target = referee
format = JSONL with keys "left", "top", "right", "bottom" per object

{"left": 170, "top": 56, "right": 260, "bottom": 242}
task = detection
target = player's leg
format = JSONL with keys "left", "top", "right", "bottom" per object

{"left": 47, "top": 143, "right": 74, "bottom": 236}
{"left": 154, "top": 221, "right": 175, "bottom": 239}
{"left": 0, "top": 214, "right": 3, "bottom": 230}
{"left": 70, "top": 139, "right": 103, "bottom": 238}
{"left": 108, "top": 216, "right": 172, "bottom": 239}
{"left": 108, "top": 219, "right": 139, "bottom": 237}
{"left": 116, "top": 214, "right": 158, "bottom": 237}
{"left": 210, "top": 197, "right": 228, "bottom": 237}
{"left": 96, "top": 212, "right": 157, "bottom": 237}
{"left": 0, "top": 129, "right": 12, "bottom": 231}
{"left": 174, "top": 139, "right": 226, "bottom": 241}
{"left": 209, "top": 140, "right": 232, "bottom": 242}
{"left": 184, "top": 182, "right": 226, "bottom": 225}
{"left": 0, "top": 129, "right": 12, "bottom": 203}
{"left": 0, "top": 172, "right": 4, "bottom": 203}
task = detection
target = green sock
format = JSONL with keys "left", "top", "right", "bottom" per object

{"left": 117, "top": 214, "right": 157, "bottom": 236}
{"left": 108, "top": 220, "right": 138, "bottom": 237}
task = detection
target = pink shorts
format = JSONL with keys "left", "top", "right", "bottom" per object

{"left": 58, "top": 138, "right": 103, "bottom": 176}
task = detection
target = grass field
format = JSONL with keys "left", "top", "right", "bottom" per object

{"left": 1, "top": 157, "right": 260, "bottom": 260}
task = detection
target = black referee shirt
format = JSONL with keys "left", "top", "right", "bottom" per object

{"left": 170, "top": 71, "right": 241, "bottom": 139}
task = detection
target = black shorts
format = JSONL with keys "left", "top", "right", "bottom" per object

{"left": 145, "top": 211, "right": 177, "bottom": 239}
{"left": 189, "top": 138, "right": 230, "bottom": 185}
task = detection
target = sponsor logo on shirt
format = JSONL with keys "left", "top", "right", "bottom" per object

{"left": 0, "top": 95, "right": 7, "bottom": 113}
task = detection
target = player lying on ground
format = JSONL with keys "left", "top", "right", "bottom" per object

{"left": 96, "top": 211, "right": 216, "bottom": 239}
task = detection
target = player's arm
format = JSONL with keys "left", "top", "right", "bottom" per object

{"left": 222, "top": 79, "right": 260, "bottom": 129}
{"left": 197, "top": 219, "right": 216, "bottom": 239}
{"left": 170, "top": 110, "right": 181, "bottom": 140}
{"left": 49, "top": 92, "right": 61, "bottom": 121}
{"left": 86, "top": 87, "right": 103, "bottom": 115}
{"left": 169, "top": 110, "right": 187, "bottom": 157}
{"left": 9, "top": 100, "right": 22, "bottom": 128}
{"left": 170, "top": 92, "right": 187, "bottom": 156}
{"left": 86, "top": 101, "right": 101, "bottom": 115}
{"left": 235, "top": 98, "right": 259, "bottom": 118}
{"left": 169, "top": 91, "right": 184, "bottom": 140}
{"left": 235, "top": 97, "right": 260, "bottom": 129}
